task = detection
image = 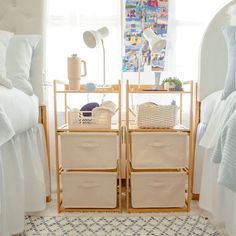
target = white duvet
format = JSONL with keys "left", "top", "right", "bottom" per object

{"left": 0, "top": 85, "right": 39, "bottom": 145}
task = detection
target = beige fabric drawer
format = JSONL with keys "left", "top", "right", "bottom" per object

{"left": 62, "top": 171, "right": 117, "bottom": 208}
{"left": 59, "top": 132, "right": 118, "bottom": 169}
{"left": 131, "top": 132, "right": 188, "bottom": 169}
{"left": 131, "top": 172, "right": 186, "bottom": 208}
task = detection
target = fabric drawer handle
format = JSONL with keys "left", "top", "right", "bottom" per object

{"left": 150, "top": 182, "right": 165, "bottom": 188}
{"left": 149, "top": 142, "right": 166, "bottom": 148}
{"left": 76, "top": 142, "right": 99, "bottom": 148}
{"left": 80, "top": 182, "right": 99, "bottom": 188}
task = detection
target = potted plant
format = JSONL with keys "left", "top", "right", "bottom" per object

{"left": 161, "top": 77, "right": 183, "bottom": 91}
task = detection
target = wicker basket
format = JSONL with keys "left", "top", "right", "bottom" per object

{"left": 137, "top": 102, "right": 178, "bottom": 128}
{"left": 68, "top": 108, "right": 113, "bottom": 129}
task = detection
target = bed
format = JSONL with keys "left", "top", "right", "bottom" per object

{"left": 193, "top": 1, "right": 236, "bottom": 236}
{"left": 0, "top": 0, "right": 50, "bottom": 235}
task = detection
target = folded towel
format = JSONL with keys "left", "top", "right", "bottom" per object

{"left": 0, "top": 107, "right": 15, "bottom": 146}
{"left": 100, "top": 100, "right": 116, "bottom": 113}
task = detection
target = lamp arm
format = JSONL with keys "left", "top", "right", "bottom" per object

{"left": 101, "top": 39, "right": 106, "bottom": 85}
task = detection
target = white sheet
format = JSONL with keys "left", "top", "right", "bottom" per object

{"left": 199, "top": 148, "right": 236, "bottom": 236}
{"left": 193, "top": 92, "right": 236, "bottom": 236}
{"left": 0, "top": 124, "right": 48, "bottom": 236}
{"left": 193, "top": 90, "right": 222, "bottom": 194}
{"left": 0, "top": 85, "right": 38, "bottom": 137}
{"left": 200, "top": 90, "right": 222, "bottom": 124}
{"left": 200, "top": 90, "right": 236, "bottom": 149}
{"left": 0, "top": 107, "right": 14, "bottom": 145}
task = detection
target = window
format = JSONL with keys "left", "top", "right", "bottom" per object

{"left": 46, "top": 0, "right": 122, "bottom": 85}
{"left": 174, "top": 0, "right": 230, "bottom": 82}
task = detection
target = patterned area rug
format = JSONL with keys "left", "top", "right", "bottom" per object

{"left": 24, "top": 215, "right": 220, "bottom": 236}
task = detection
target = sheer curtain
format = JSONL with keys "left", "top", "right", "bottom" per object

{"left": 173, "top": 0, "right": 230, "bottom": 82}
{"left": 46, "top": 0, "right": 122, "bottom": 84}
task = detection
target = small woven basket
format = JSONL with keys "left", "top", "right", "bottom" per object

{"left": 137, "top": 102, "right": 178, "bottom": 128}
{"left": 68, "top": 109, "right": 112, "bottom": 129}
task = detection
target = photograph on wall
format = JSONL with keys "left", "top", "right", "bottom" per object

{"left": 122, "top": 0, "right": 168, "bottom": 72}
{"left": 151, "top": 49, "right": 165, "bottom": 71}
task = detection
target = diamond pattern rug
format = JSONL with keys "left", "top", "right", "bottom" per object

{"left": 24, "top": 215, "right": 220, "bottom": 236}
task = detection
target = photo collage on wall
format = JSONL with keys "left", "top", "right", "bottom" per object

{"left": 122, "top": 0, "right": 168, "bottom": 72}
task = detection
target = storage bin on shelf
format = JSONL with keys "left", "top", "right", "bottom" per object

{"left": 59, "top": 132, "right": 118, "bottom": 169}
{"left": 131, "top": 132, "right": 188, "bottom": 169}
{"left": 62, "top": 171, "right": 117, "bottom": 208}
{"left": 130, "top": 171, "right": 187, "bottom": 208}
{"left": 68, "top": 107, "right": 114, "bottom": 129}
{"left": 137, "top": 102, "right": 178, "bottom": 128}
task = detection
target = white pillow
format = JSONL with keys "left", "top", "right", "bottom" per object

{"left": 0, "top": 30, "right": 14, "bottom": 88}
{"left": 6, "top": 35, "right": 41, "bottom": 95}
{"left": 221, "top": 26, "right": 236, "bottom": 100}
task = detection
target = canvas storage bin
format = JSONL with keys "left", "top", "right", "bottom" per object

{"left": 131, "top": 172, "right": 186, "bottom": 208}
{"left": 59, "top": 132, "right": 118, "bottom": 169}
{"left": 62, "top": 171, "right": 117, "bottom": 208}
{"left": 137, "top": 102, "right": 178, "bottom": 128}
{"left": 131, "top": 132, "right": 188, "bottom": 169}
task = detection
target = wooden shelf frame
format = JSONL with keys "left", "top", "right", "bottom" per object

{"left": 125, "top": 80, "right": 197, "bottom": 213}
{"left": 53, "top": 80, "right": 122, "bottom": 213}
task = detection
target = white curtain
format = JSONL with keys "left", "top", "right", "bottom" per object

{"left": 46, "top": 0, "right": 122, "bottom": 84}
{"left": 170, "top": 0, "right": 231, "bottom": 82}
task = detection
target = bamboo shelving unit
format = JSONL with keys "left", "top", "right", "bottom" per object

{"left": 53, "top": 80, "right": 122, "bottom": 212}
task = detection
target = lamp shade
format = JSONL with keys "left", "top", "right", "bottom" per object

{"left": 83, "top": 27, "right": 109, "bottom": 48}
{"left": 143, "top": 28, "right": 166, "bottom": 53}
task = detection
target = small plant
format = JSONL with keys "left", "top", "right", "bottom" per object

{"left": 161, "top": 77, "right": 183, "bottom": 91}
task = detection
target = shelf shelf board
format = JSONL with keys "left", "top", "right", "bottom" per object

{"left": 54, "top": 81, "right": 120, "bottom": 94}
{"left": 127, "top": 124, "right": 190, "bottom": 132}
{"left": 59, "top": 206, "right": 121, "bottom": 213}
{"left": 57, "top": 124, "right": 120, "bottom": 132}
{"left": 56, "top": 89, "right": 120, "bottom": 94}
{"left": 128, "top": 86, "right": 191, "bottom": 94}
{"left": 127, "top": 206, "right": 189, "bottom": 213}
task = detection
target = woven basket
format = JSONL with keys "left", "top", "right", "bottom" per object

{"left": 137, "top": 102, "right": 178, "bottom": 128}
{"left": 68, "top": 108, "right": 113, "bottom": 129}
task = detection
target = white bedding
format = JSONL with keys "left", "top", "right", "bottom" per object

{"left": 200, "top": 90, "right": 222, "bottom": 124}
{"left": 200, "top": 90, "right": 236, "bottom": 149}
{"left": 193, "top": 91, "right": 236, "bottom": 236}
{"left": 0, "top": 125, "right": 48, "bottom": 236}
{"left": 0, "top": 85, "right": 39, "bottom": 139}
{"left": 193, "top": 91, "right": 222, "bottom": 194}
